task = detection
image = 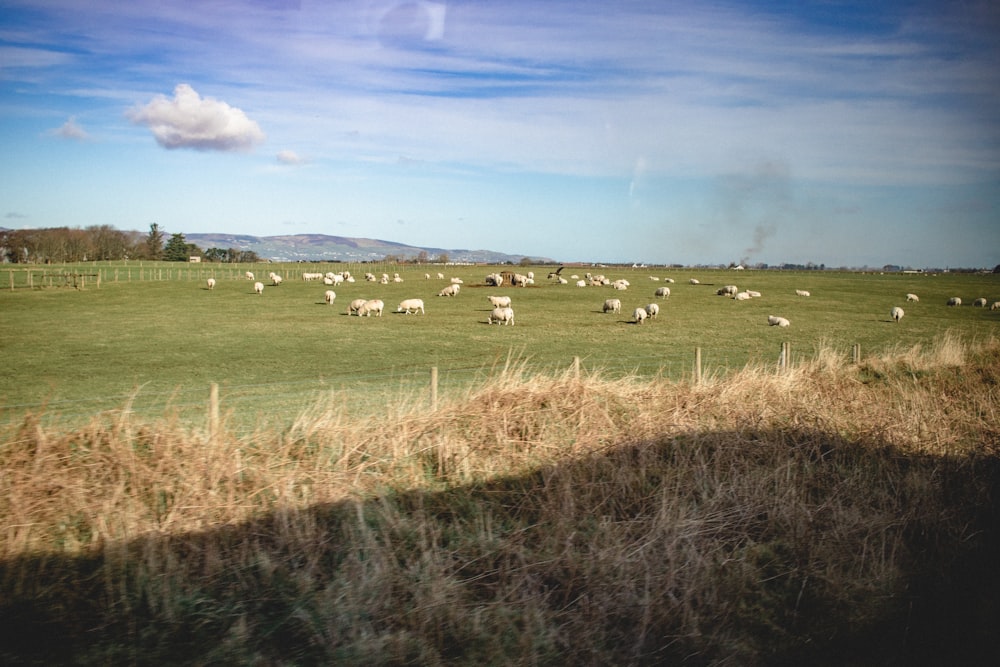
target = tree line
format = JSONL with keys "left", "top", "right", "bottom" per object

{"left": 0, "top": 224, "right": 258, "bottom": 264}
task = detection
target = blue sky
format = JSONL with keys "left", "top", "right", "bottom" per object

{"left": 1, "top": 0, "right": 998, "bottom": 267}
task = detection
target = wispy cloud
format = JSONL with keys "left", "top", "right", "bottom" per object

{"left": 48, "top": 116, "right": 90, "bottom": 141}
{"left": 276, "top": 149, "right": 303, "bottom": 165}
{"left": 126, "top": 84, "right": 265, "bottom": 151}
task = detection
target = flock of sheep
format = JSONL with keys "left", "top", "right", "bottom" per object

{"left": 209, "top": 269, "right": 998, "bottom": 328}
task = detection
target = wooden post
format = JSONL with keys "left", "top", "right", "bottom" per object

{"left": 209, "top": 382, "right": 220, "bottom": 443}
{"left": 430, "top": 367, "right": 438, "bottom": 411}
{"left": 852, "top": 343, "right": 861, "bottom": 364}
{"left": 694, "top": 347, "right": 702, "bottom": 384}
{"left": 8, "top": 271, "right": 13, "bottom": 291}
{"left": 780, "top": 341, "right": 791, "bottom": 372}
{"left": 572, "top": 356, "right": 580, "bottom": 381}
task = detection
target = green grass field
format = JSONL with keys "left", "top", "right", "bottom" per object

{"left": 2, "top": 262, "right": 997, "bottom": 429}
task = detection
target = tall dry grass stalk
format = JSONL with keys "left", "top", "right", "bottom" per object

{"left": 1, "top": 335, "right": 998, "bottom": 664}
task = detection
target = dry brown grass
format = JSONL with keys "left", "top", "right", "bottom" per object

{"left": 2, "top": 336, "right": 999, "bottom": 664}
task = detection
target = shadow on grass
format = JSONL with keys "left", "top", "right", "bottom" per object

{"left": 1, "top": 428, "right": 998, "bottom": 666}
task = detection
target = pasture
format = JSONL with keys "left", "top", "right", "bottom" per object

{"left": 2, "top": 262, "right": 997, "bottom": 429}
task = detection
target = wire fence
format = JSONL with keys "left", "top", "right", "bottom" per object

{"left": 1, "top": 343, "right": 834, "bottom": 433}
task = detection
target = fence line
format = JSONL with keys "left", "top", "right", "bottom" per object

{"left": 1, "top": 342, "right": 870, "bottom": 430}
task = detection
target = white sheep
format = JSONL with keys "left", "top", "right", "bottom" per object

{"left": 603, "top": 298, "right": 621, "bottom": 314}
{"left": 488, "top": 295, "right": 512, "bottom": 308}
{"left": 437, "top": 272, "right": 445, "bottom": 280}
{"left": 347, "top": 298, "right": 368, "bottom": 316}
{"left": 325, "top": 290, "right": 336, "bottom": 305}
{"left": 206, "top": 278, "right": 216, "bottom": 290}
{"left": 767, "top": 315, "right": 790, "bottom": 327}
{"left": 747, "top": 290, "right": 762, "bottom": 298}
{"left": 270, "top": 274, "right": 283, "bottom": 286}
{"left": 438, "top": 283, "right": 460, "bottom": 297}
{"left": 663, "top": 278, "right": 675, "bottom": 283}
{"left": 245, "top": 271, "right": 255, "bottom": 281}
{"left": 991, "top": 301, "right": 1000, "bottom": 311}
{"left": 646, "top": 303, "right": 659, "bottom": 319}
{"left": 576, "top": 280, "right": 587, "bottom": 287}
{"left": 253, "top": 281, "right": 264, "bottom": 295}
{"left": 358, "top": 299, "right": 384, "bottom": 317}
{"left": 450, "top": 277, "right": 464, "bottom": 284}
{"left": 906, "top": 293, "right": 919, "bottom": 302}
{"left": 689, "top": 278, "right": 700, "bottom": 285}
{"left": 947, "top": 297, "right": 962, "bottom": 306}
{"left": 633, "top": 307, "right": 648, "bottom": 324}
{"left": 397, "top": 298, "right": 425, "bottom": 314}
{"left": 485, "top": 273, "right": 504, "bottom": 287}
{"left": 795, "top": 290, "right": 810, "bottom": 297}
{"left": 558, "top": 277, "right": 568, "bottom": 284}
{"left": 489, "top": 306, "right": 514, "bottom": 325}
{"left": 612, "top": 279, "right": 629, "bottom": 291}
{"left": 365, "top": 272, "right": 377, "bottom": 282}
{"left": 891, "top": 306, "right": 904, "bottom": 322}
{"left": 654, "top": 286, "right": 671, "bottom": 298}
{"left": 973, "top": 298, "right": 988, "bottom": 308}
{"left": 717, "top": 285, "right": 738, "bottom": 296}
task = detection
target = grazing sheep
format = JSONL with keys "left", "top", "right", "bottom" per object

{"left": 270, "top": 274, "right": 283, "bottom": 286}
{"left": 485, "top": 273, "right": 504, "bottom": 287}
{"left": 425, "top": 273, "right": 431, "bottom": 279}
{"left": 603, "top": 298, "right": 622, "bottom": 314}
{"left": 358, "top": 299, "right": 384, "bottom": 317}
{"left": 646, "top": 303, "right": 659, "bottom": 319}
{"left": 302, "top": 272, "right": 324, "bottom": 281}
{"left": 689, "top": 278, "right": 699, "bottom": 285}
{"left": 245, "top": 271, "right": 255, "bottom": 281}
{"left": 612, "top": 279, "right": 629, "bottom": 291}
{"left": 947, "top": 297, "right": 962, "bottom": 306}
{"left": 768, "top": 315, "right": 790, "bottom": 327}
{"left": 973, "top": 298, "right": 988, "bottom": 308}
{"left": 347, "top": 298, "right": 368, "bottom": 316}
{"left": 633, "top": 307, "right": 648, "bottom": 324}
{"left": 891, "top": 306, "right": 904, "bottom": 322}
{"left": 489, "top": 306, "right": 514, "bottom": 326}
{"left": 488, "top": 295, "right": 512, "bottom": 308}
{"left": 325, "top": 290, "right": 336, "bottom": 305}
{"left": 438, "top": 283, "right": 460, "bottom": 297}
{"left": 654, "top": 286, "right": 671, "bottom": 298}
{"left": 795, "top": 290, "right": 810, "bottom": 297}
{"left": 437, "top": 272, "right": 445, "bottom": 280}
{"left": 397, "top": 298, "right": 425, "bottom": 314}
{"left": 991, "top": 302, "right": 1000, "bottom": 311}
{"left": 717, "top": 285, "right": 738, "bottom": 296}
{"left": 906, "top": 293, "right": 919, "bottom": 302}
{"left": 253, "top": 281, "right": 264, "bottom": 295}
{"left": 206, "top": 278, "right": 216, "bottom": 290}
{"left": 365, "top": 272, "right": 377, "bottom": 282}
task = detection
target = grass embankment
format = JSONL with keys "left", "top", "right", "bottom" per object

{"left": 1, "top": 336, "right": 999, "bottom": 664}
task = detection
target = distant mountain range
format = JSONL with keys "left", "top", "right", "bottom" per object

{"left": 185, "top": 233, "right": 553, "bottom": 264}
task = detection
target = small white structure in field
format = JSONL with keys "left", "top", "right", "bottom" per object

{"left": 891, "top": 306, "right": 904, "bottom": 322}
{"left": 633, "top": 307, "right": 648, "bottom": 324}
{"left": 397, "top": 298, "right": 425, "bottom": 314}
{"left": 254, "top": 281, "right": 264, "bottom": 295}
{"left": 489, "top": 306, "right": 514, "bottom": 325}
{"left": 325, "top": 290, "right": 336, "bottom": 305}
{"left": 768, "top": 315, "right": 790, "bottom": 327}
{"left": 206, "top": 278, "right": 216, "bottom": 290}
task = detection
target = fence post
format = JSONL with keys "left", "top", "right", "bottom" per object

{"left": 779, "top": 341, "right": 791, "bottom": 372}
{"left": 209, "top": 382, "right": 220, "bottom": 442}
{"left": 852, "top": 343, "right": 861, "bottom": 365}
{"left": 694, "top": 347, "right": 702, "bottom": 384}
{"left": 572, "top": 356, "right": 580, "bottom": 381}
{"left": 430, "top": 367, "right": 438, "bottom": 411}
{"left": 8, "top": 270, "right": 12, "bottom": 291}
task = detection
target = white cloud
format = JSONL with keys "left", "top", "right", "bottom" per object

{"left": 276, "top": 149, "right": 303, "bottom": 165}
{"left": 127, "top": 84, "right": 265, "bottom": 151}
{"left": 49, "top": 116, "right": 90, "bottom": 141}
